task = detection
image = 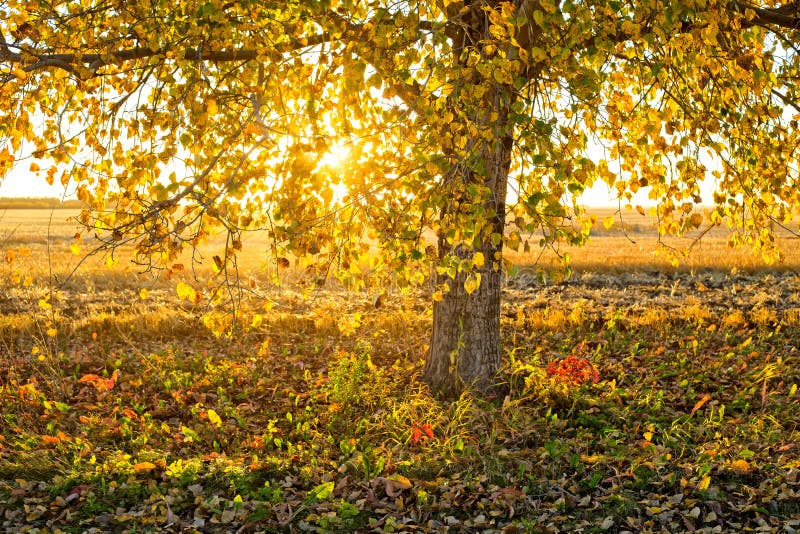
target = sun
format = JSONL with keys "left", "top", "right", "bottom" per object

{"left": 316, "top": 142, "right": 351, "bottom": 205}
{"left": 317, "top": 142, "right": 350, "bottom": 169}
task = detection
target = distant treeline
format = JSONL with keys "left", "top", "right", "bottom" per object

{"left": 0, "top": 197, "right": 85, "bottom": 209}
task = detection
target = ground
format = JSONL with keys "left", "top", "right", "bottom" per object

{"left": 0, "top": 208, "right": 799, "bottom": 532}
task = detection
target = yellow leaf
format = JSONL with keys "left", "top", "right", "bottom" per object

{"left": 432, "top": 290, "right": 443, "bottom": 302}
{"left": 530, "top": 47, "right": 547, "bottom": 62}
{"left": 473, "top": 251, "right": 485, "bottom": 268}
{"left": 387, "top": 474, "right": 413, "bottom": 489}
{"left": 621, "top": 20, "right": 641, "bottom": 37}
{"left": 464, "top": 273, "right": 481, "bottom": 295}
{"left": 139, "top": 288, "right": 149, "bottom": 300}
{"left": 69, "top": 242, "right": 81, "bottom": 255}
{"left": 176, "top": 282, "right": 197, "bottom": 302}
{"left": 212, "top": 255, "right": 224, "bottom": 274}
{"left": 207, "top": 409, "right": 223, "bottom": 428}
{"left": 46, "top": 328, "right": 58, "bottom": 337}
{"left": 603, "top": 216, "right": 615, "bottom": 230}
{"left": 206, "top": 99, "right": 218, "bottom": 116}
{"left": 697, "top": 475, "right": 711, "bottom": 491}
{"left": 180, "top": 425, "right": 199, "bottom": 442}
{"left": 11, "top": 67, "right": 28, "bottom": 81}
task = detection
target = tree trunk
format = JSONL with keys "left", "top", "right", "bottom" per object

{"left": 422, "top": 102, "right": 514, "bottom": 397}
{"left": 422, "top": 238, "right": 506, "bottom": 396}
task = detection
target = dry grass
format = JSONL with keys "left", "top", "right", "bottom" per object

{"left": 4, "top": 207, "right": 800, "bottom": 297}
{"left": 509, "top": 207, "right": 800, "bottom": 274}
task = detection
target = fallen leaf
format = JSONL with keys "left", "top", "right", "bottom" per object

{"left": 689, "top": 394, "right": 711, "bottom": 417}
{"left": 729, "top": 459, "right": 751, "bottom": 474}
{"left": 206, "top": 409, "right": 223, "bottom": 428}
{"left": 133, "top": 462, "right": 156, "bottom": 472}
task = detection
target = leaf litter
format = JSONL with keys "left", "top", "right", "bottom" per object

{"left": 0, "top": 270, "right": 799, "bottom": 532}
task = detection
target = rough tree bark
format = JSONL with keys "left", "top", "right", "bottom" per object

{"left": 422, "top": 229, "right": 508, "bottom": 396}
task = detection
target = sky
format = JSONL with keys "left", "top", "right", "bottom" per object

{"left": 0, "top": 172, "right": 73, "bottom": 199}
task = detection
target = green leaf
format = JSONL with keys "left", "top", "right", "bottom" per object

{"left": 307, "top": 481, "right": 334, "bottom": 502}
{"left": 526, "top": 192, "right": 545, "bottom": 209}
{"left": 181, "top": 425, "right": 200, "bottom": 442}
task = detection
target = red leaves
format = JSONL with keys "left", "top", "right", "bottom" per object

{"left": 546, "top": 355, "right": 599, "bottom": 386}
{"left": 411, "top": 423, "right": 434, "bottom": 444}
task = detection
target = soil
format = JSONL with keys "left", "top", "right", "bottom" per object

{"left": 504, "top": 269, "right": 800, "bottom": 320}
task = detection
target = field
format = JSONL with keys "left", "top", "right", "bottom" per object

{"left": 1, "top": 208, "right": 799, "bottom": 533}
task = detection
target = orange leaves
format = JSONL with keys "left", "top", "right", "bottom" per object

{"left": 40, "top": 431, "right": 72, "bottom": 448}
{"left": 78, "top": 369, "right": 120, "bottom": 392}
{"left": 0, "top": 147, "right": 14, "bottom": 172}
{"left": 728, "top": 459, "right": 751, "bottom": 474}
{"left": 40, "top": 435, "right": 63, "bottom": 447}
{"left": 132, "top": 461, "right": 157, "bottom": 473}
{"left": 689, "top": 393, "right": 712, "bottom": 418}
{"left": 17, "top": 382, "right": 42, "bottom": 400}
{"left": 546, "top": 355, "right": 600, "bottom": 386}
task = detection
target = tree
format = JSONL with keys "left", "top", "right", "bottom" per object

{"left": 1, "top": 0, "right": 798, "bottom": 396}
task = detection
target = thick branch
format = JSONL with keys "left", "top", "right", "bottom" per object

{"left": 734, "top": 1, "right": 800, "bottom": 30}
{"left": 0, "top": 29, "right": 347, "bottom": 82}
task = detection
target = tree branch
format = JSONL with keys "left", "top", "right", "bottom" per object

{"left": 0, "top": 31, "right": 338, "bottom": 78}
{"left": 771, "top": 88, "right": 800, "bottom": 113}
{"left": 734, "top": 1, "right": 800, "bottom": 30}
